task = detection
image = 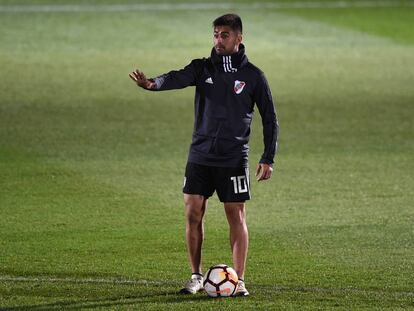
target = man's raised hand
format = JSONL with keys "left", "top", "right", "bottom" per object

{"left": 129, "top": 69, "right": 156, "bottom": 90}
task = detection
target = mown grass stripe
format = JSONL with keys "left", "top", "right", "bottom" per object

{"left": 0, "top": 1, "right": 412, "bottom": 13}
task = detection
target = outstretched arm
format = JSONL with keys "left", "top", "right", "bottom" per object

{"left": 129, "top": 69, "right": 157, "bottom": 90}
{"left": 129, "top": 59, "right": 201, "bottom": 91}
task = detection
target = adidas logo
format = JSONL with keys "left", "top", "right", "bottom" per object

{"left": 205, "top": 77, "right": 213, "bottom": 84}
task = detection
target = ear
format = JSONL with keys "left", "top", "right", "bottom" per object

{"left": 237, "top": 33, "right": 243, "bottom": 44}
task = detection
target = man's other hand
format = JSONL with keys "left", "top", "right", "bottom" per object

{"left": 129, "top": 69, "right": 156, "bottom": 89}
{"left": 256, "top": 163, "right": 273, "bottom": 181}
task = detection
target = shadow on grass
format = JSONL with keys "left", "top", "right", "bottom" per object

{"left": 3, "top": 291, "right": 210, "bottom": 310}
{"left": 0, "top": 273, "right": 215, "bottom": 310}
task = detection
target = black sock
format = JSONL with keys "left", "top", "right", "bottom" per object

{"left": 192, "top": 272, "right": 203, "bottom": 277}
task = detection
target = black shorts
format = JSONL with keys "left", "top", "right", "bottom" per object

{"left": 183, "top": 162, "right": 251, "bottom": 202}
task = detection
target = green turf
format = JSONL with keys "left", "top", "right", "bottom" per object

{"left": 286, "top": 7, "right": 414, "bottom": 45}
{"left": 1, "top": 1, "right": 414, "bottom": 310}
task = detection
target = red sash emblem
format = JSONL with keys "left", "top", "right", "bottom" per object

{"left": 234, "top": 80, "right": 246, "bottom": 94}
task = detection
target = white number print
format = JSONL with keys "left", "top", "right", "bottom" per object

{"left": 230, "top": 175, "right": 248, "bottom": 194}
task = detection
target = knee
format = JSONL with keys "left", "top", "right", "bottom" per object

{"left": 225, "top": 203, "right": 247, "bottom": 228}
{"left": 186, "top": 209, "right": 203, "bottom": 226}
{"left": 229, "top": 215, "right": 247, "bottom": 229}
{"left": 185, "top": 197, "right": 205, "bottom": 226}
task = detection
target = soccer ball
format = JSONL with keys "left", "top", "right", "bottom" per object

{"left": 203, "top": 264, "right": 239, "bottom": 297}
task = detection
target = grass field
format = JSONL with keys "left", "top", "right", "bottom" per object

{"left": 1, "top": 1, "right": 413, "bottom": 310}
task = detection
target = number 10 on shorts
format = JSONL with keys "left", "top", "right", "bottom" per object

{"left": 230, "top": 176, "right": 248, "bottom": 194}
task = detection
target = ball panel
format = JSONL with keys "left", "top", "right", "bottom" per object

{"left": 217, "top": 282, "right": 237, "bottom": 297}
{"left": 204, "top": 282, "right": 218, "bottom": 297}
{"left": 208, "top": 267, "right": 228, "bottom": 285}
{"left": 225, "top": 266, "right": 239, "bottom": 283}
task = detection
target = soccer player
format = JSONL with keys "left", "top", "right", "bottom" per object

{"left": 129, "top": 13, "right": 278, "bottom": 297}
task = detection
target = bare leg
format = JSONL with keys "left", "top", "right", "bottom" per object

{"left": 184, "top": 194, "right": 207, "bottom": 274}
{"left": 224, "top": 202, "right": 248, "bottom": 280}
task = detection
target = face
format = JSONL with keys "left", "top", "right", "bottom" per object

{"left": 213, "top": 26, "right": 242, "bottom": 55}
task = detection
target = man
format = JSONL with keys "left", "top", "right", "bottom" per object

{"left": 129, "top": 13, "right": 278, "bottom": 297}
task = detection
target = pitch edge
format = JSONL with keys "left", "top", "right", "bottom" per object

{"left": 0, "top": 1, "right": 413, "bottom": 13}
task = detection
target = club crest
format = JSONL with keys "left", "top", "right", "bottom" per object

{"left": 234, "top": 80, "right": 246, "bottom": 94}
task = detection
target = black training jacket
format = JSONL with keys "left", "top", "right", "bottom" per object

{"left": 149, "top": 44, "right": 279, "bottom": 168}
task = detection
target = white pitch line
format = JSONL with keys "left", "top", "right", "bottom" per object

{"left": 0, "top": 275, "right": 181, "bottom": 286}
{"left": 0, "top": 1, "right": 412, "bottom": 13}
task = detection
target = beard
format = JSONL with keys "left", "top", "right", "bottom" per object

{"left": 215, "top": 45, "right": 228, "bottom": 55}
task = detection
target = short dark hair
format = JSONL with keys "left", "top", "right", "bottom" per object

{"left": 213, "top": 13, "right": 243, "bottom": 34}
